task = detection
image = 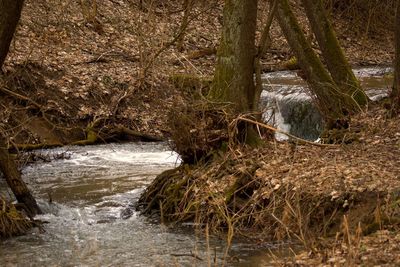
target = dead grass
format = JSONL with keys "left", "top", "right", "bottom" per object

{"left": 138, "top": 103, "right": 400, "bottom": 265}
{"left": 0, "top": 0, "right": 398, "bottom": 255}
{"left": 0, "top": 198, "right": 34, "bottom": 238}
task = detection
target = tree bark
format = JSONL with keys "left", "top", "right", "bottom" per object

{"left": 0, "top": 0, "right": 40, "bottom": 216}
{"left": 391, "top": 0, "right": 400, "bottom": 108}
{"left": 274, "top": 0, "right": 360, "bottom": 122}
{"left": 301, "top": 0, "right": 369, "bottom": 107}
{"left": 0, "top": 0, "right": 24, "bottom": 69}
{"left": 0, "top": 136, "right": 41, "bottom": 216}
{"left": 254, "top": 0, "right": 277, "bottom": 110}
{"left": 209, "top": 0, "right": 258, "bottom": 113}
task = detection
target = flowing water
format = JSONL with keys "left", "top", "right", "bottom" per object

{"left": 0, "top": 67, "right": 392, "bottom": 266}
{"left": 261, "top": 66, "right": 393, "bottom": 140}
{"left": 0, "top": 143, "right": 286, "bottom": 266}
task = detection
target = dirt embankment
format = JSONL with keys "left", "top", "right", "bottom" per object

{"left": 138, "top": 103, "right": 400, "bottom": 266}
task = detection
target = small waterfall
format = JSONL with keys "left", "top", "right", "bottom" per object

{"left": 260, "top": 67, "right": 392, "bottom": 141}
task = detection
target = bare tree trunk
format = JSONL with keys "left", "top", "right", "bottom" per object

{"left": 208, "top": 0, "right": 259, "bottom": 144}
{"left": 391, "top": 0, "right": 400, "bottom": 109}
{"left": 0, "top": 136, "right": 41, "bottom": 216}
{"left": 254, "top": 0, "right": 277, "bottom": 110}
{"left": 0, "top": 0, "right": 24, "bottom": 69}
{"left": 301, "top": 0, "right": 369, "bottom": 107}
{"left": 209, "top": 0, "right": 258, "bottom": 113}
{"left": 274, "top": 0, "right": 360, "bottom": 122}
{"left": 0, "top": 0, "right": 40, "bottom": 216}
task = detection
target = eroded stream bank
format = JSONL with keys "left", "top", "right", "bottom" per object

{"left": 1, "top": 67, "right": 398, "bottom": 266}
{"left": 0, "top": 142, "right": 287, "bottom": 266}
{"left": 139, "top": 66, "right": 400, "bottom": 265}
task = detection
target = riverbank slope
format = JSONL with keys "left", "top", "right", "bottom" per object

{"left": 139, "top": 102, "right": 400, "bottom": 266}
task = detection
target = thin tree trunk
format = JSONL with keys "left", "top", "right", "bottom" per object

{"left": 0, "top": 0, "right": 24, "bottom": 69}
{"left": 254, "top": 0, "right": 277, "bottom": 110}
{"left": 301, "top": 0, "right": 369, "bottom": 107}
{"left": 0, "top": 136, "right": 42, "bottom": 216}
{"left": 0, "top": 0, "right": 40, "bottom": 216}
{"left": 258, "top": 0, "right": 277, "bottom": 57}
{"left": 274, "top": 0, "right": 359, "bottom": 122}
{"left": 392, "top": 0, "right": 400, "bottom": 109}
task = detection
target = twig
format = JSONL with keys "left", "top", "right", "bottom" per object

{"left": 171, "top": 251, "right": 204, "bottom": 261}
{"left": 236, "top": 116, "right": 337, "bottom": 147}
{"left": 140, "top": 2, "right": 218, "bottom": 80}
{"left": 80, "top": 49, "right": 139, "bottom": 64}
{"left": 0, "top": 85, "right": 42, "bottom": 109}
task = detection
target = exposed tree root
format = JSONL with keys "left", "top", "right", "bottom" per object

{"left": 0, "top": 198, "right": 35, "bottom": 238}
{"left": 138, "top": 146, "right": 398, "bottom": 243}
{"left": 139, "top": 105, "right": 400, "bottom": 242}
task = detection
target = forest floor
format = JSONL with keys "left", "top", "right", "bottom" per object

{"left": 1, "top": 0, "right": 399, "bottom": 265}
{"left": 0, "top": 0, "right": 394, "bottom": 146}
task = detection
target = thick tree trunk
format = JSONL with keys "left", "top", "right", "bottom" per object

{"left": 0, "top": 0, "right": 24, "bottom": 69}
{"left": 0, "top": 136, "right": 41, "bottom": 216}
{"left": 275, "top": 0, "right": 359, "bottom": 122}
{"left": 209, "top": 0, "right": 258, "bottom": 113}
{"left": 392, "top": 0, "right": 400, "bottom": 108}
{"left": 301, "top": 0, "right": 369, "bottom": 107}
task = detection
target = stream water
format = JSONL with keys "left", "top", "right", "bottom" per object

{"left": 261, "top": 66, "right": 393, "bottom": 140}
{"left": 0, "top": 143, "right": 286, "bottom": 266}
{"left": 0, "top": 67, "right": 392, "bottom": 266}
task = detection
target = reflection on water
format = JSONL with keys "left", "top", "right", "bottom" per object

{"left": 0, "top": 142, "right": 282, "bottom": 266}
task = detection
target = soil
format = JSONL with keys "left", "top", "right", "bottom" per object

{"left": 1, "top": 0, "right": 399, "bottom": 265}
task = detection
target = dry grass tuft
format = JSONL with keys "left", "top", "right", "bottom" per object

{"left": 168, "top": 101, "right": 233, "bottom": 164}
{"left": 138, "top": 102, "right": 400, "bottom": 254}
{"left": 0, "top": 198, "right": 34, "bottom": 238}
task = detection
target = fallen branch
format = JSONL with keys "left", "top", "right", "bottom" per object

{"left": 171, "top": 251, "right": 203, "bottom": 261}
{"left": 236, "top": 116, "right": 337, "bottom": 147}
{"left": 114, "top": 125, "right": 164, "bottom": 142}
{"left": 0, "top": 84, "right": 42, "bottom": 109}
{"left": 8, "top": 142, "right": 63, "bottom": 153}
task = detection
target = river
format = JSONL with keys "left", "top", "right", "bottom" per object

{"left": 0, "top": 142, "right": 285, "bottom": 266}
{"left": 0, "top": 67, "right": 392, "bottom": 266}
